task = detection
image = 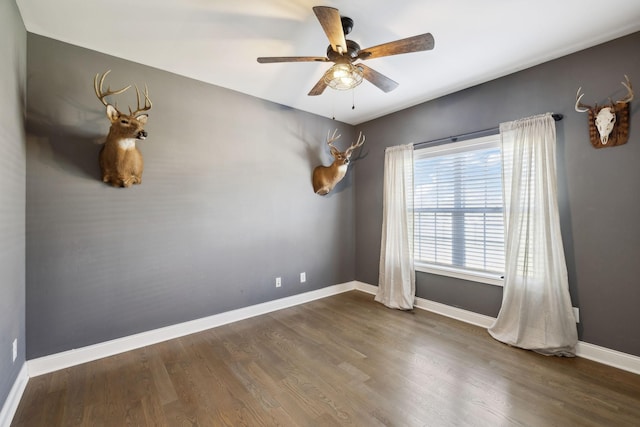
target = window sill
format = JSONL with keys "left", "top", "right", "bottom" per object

{"left": 415, "top": 263, "right": 504, "bottom": 287}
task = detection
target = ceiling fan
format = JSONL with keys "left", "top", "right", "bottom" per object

{"left": 257, "top": 6, "right": 435, "bottom": 96}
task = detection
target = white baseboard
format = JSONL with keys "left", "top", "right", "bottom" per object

{"left": 24, "top": 280, "right": 640, "bottom": 380}
{"left": 354, "top": 281, "right": 377, "bottom": 295}
{"left": 28, "top": 281, "right": 357, "bottom": 377}
{"left": 0, "top": 363, "right": 28, "bottom": 427}
{"left": 576, "top": 341, "right": 640, "bottom": 375}
{"left": 355, "top": 281, "right": 495, "bottom": 327}
{"left": 413, "top": 297, "right": 496, "bottom": 328}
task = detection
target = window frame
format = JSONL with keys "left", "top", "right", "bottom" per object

{"left": 412, "top": 134, "right": 505, "bottom": 287}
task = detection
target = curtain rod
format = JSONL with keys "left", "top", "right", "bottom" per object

{"left": 414, "top": 113, "right": 563, "bottom": 149}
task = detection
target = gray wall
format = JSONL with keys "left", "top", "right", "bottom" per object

{"left": 0, "top": 0, "right": 27, "bottom": 408}
{"left": 355, "top": 32, "right": 640, "bottom": 357}
{"left": 25, "top": 34, "right": 357, "bottom": 359}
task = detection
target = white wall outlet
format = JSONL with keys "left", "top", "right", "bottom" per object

{"left": 573, "top": 307, "right": 580, "bottom": 323}
{"left": 275, "top": 277, "right": 281, "bottom": 288}
{"left": 12, "top": 338, "right": 17, "bottom": 363}
{"left": 300, "top": 272, "right": 306, "bottom": 283}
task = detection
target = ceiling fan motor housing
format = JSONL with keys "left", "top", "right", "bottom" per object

{"left": 327, "top": 39, "right": 361, "bottom": 61}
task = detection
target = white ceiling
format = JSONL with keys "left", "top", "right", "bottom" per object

{"left": 16, "top": 0, "right": 640, "bottom": 125}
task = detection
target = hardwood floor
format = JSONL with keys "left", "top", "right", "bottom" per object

{"left": 11, "top": 291, "right": 640, "bottom": 426}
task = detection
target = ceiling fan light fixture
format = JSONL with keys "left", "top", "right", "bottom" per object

{"left": 323, "top": 63, "right": 363, "bottom": 91}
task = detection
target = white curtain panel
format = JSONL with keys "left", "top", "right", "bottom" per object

{"left": 488, "top": 113, "right": 577, "bottom": 356}
{"left": 376, "top": 144, "right": 415, "bottom": 310}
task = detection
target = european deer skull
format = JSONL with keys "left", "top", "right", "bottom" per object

{"left": 593, "top": 107, "right": 616, "bottom": 145}
{"left": 575, "top": 75, "right": 633, "bottom": 147}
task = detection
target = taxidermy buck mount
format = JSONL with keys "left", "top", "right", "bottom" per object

{"left": 313, "top": 129, "right": 365, "bottom": 195}
{"left": 94, "top": 70, "right": 152, "bottom": 187}
{"left": 575, "top": 75, "right": 633, "bottom": 148}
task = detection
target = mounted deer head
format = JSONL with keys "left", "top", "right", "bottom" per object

{"left": 94, "top": 70, "right": 152, "bottom": 187}
{"left": 312, "top": 129, "right": 365, "bottom": 195}
{"left": 575, "top": 75, "right": 633, "bottom": 148}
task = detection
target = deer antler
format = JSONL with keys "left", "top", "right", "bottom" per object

{"left": 94, "top": 70, "right": 130, "bottom": 109}
{"left": 326, "top": 129, "right": 342, "bottom": 149}
{"left": 345, "top": 132, "right": 365, "bottom": 156}
{"left": 617, "top": 75, "right": 634, "bottom": 105}
{"left": 576, "top": 76, "right": 634, "bottom": 113}
{"left": 575, "top": 87, "right": 591, "bottom": 113}
{"left": 129, "top": 84, "right": 152, "bottom": 116}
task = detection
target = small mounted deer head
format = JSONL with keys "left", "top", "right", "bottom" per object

{"left": 575, "top": 75, "right": 633, "bottom": 148}
{"left": 94, "top": 70, "right": 152, "bottom": 187}
{"left": 312, "top": 129, "right": 365, "bottom": 195}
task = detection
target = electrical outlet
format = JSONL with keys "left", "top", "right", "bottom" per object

{"left": 300, "top": 272, "right": 306, "bottom": 283}
{"left": 12, "top": 338, "right": 17, "bottom": 363}
{"left": 275, "top": 277, "right": 281, "bottom": 288}
{"left": 573, "top": 307, "right": 580, "bottom": 323}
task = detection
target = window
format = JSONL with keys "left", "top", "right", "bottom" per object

{"left": 413, "top": 135, "right": 504, "bottom": 286}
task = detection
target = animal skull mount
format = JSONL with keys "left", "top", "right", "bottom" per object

{"left": 94, "top": 70, "right": 152, "bottom": 187}
{"left": 312, "top": 129, "right": 365, "bottom": 195}
{"left": 575, "top": 75, "right": 633, "bottom": 148}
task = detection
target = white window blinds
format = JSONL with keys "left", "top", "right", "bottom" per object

{"left": 413, "top": 135, "right": 505, "bottom": 280}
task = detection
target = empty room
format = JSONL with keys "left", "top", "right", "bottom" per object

{"left": 2, "top": 1, "right": 640, "bottom": 426}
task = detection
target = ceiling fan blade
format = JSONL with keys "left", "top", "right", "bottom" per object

{"left": 308, "top": 76, "right": 328, "bottom": 96}
{"left": 312, "top": 6, "right": 347, "bottom": 54}
{"left": 257, "top": 56, "right": 329, "bottom": 64}
{"left": 358, "top": 33, "right": 435, "bottom": 60}
{"left": 357, "top": 63, "right": 399, "bottom": 93}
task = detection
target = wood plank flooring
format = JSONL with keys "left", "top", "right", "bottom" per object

{"left": 11, "top": 291, "right": 640, "bottom": 426}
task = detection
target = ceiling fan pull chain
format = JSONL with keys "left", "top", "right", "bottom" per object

{"left": 352, "top": 88, "right": 356, "bottom": 110}
{"left": 332, "top": 91, "right": 336, "bottom": 120}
